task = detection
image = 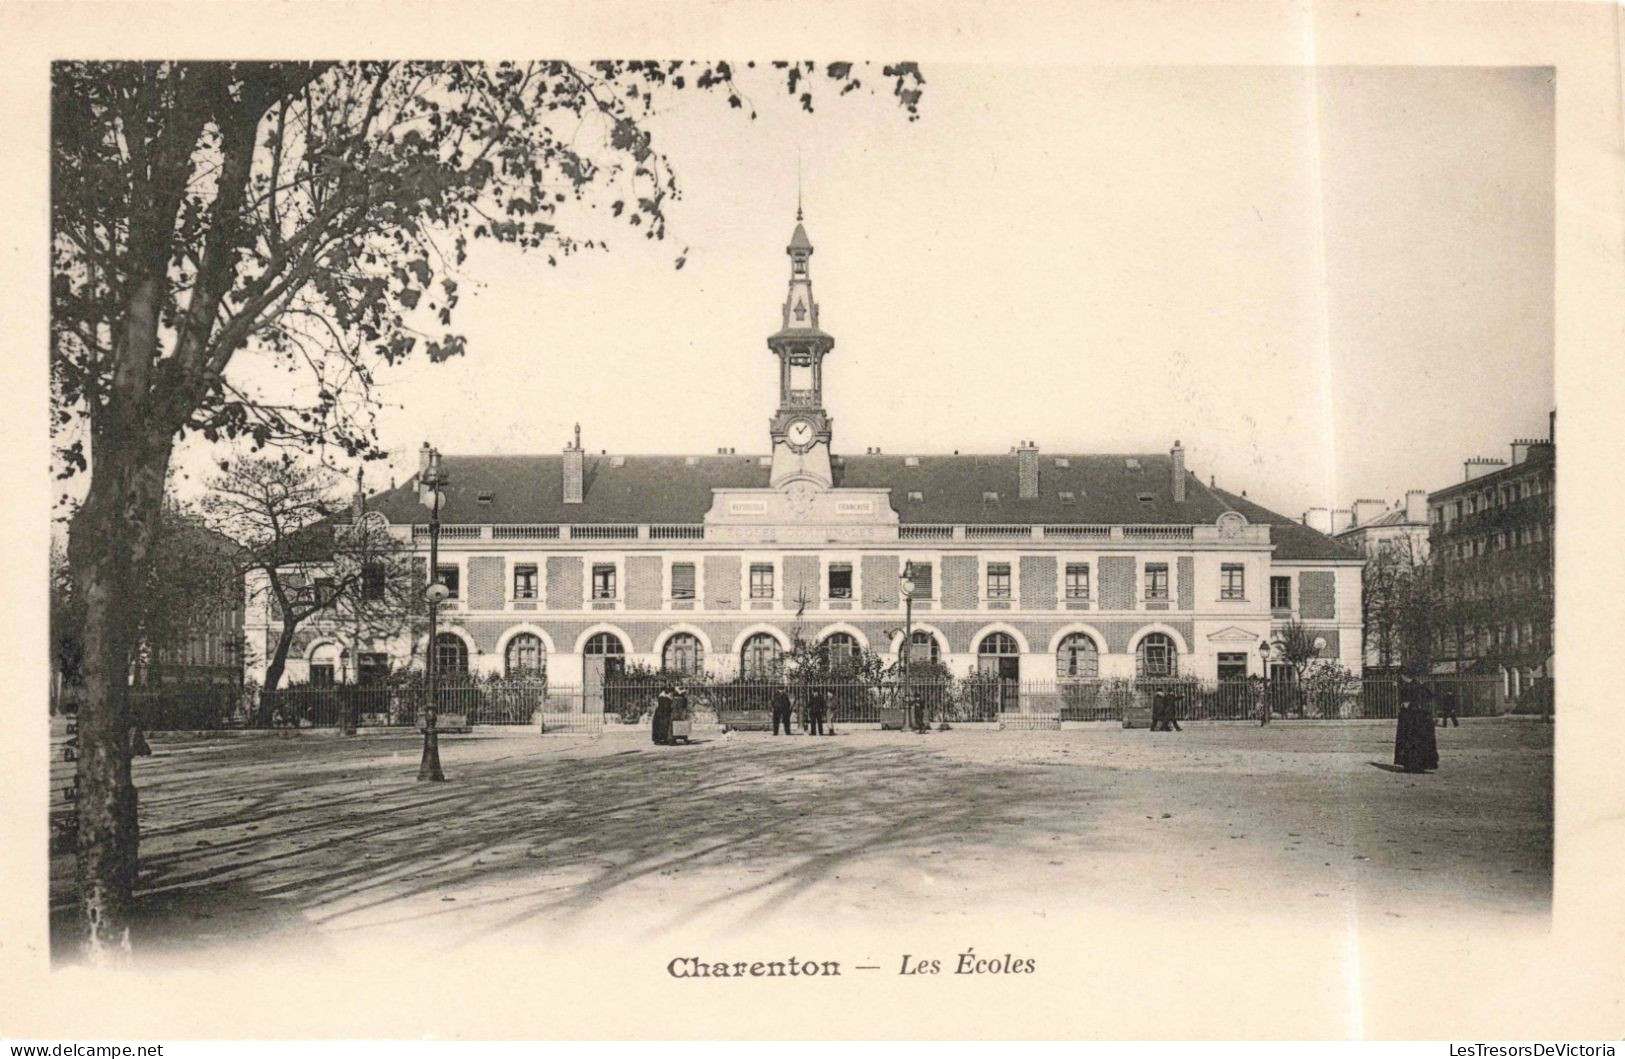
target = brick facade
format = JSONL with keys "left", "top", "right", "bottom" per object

{"left": 861, "top": 554, "right": 899, "bottom": 609}
{"left": 1298, "top": 570, "right": 1336, "bottom": 620}
{"left": 703, "top": 555, "right": 742, "bottom": 610}
{"left": 468, "top": 556, "right": 505, "bottom": 611}
{"left": 941, "top": 556, "right": 978, "bottom": 610}
{"left": 784, "top": 554, "right": 819, "bottom": 607}
{"left": 546, "top": 557, "right": 582, "bottom": 610}
{"left": 626, "top": 555, "right": 663, "bottom": 610}
{"left": 1177, "top": 556, "right": 1195, "bottom": 610}
{"left": 1099, "top": 556, "right": 1136, "bottom": 610}
{"left": 1019, "top": 556, "right": 1057, "bottom": 610}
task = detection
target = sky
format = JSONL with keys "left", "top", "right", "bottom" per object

{"left": 176, "top": 63, "right": 1555, "bottom": 522}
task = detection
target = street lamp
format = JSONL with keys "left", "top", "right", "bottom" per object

{"left": 418, "top": 449, "right": 450, "bottom": 782}
{"left": 899, "top": 560, "right": 922, "bottom": 732}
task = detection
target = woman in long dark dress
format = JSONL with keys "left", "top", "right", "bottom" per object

{"left": 652, "top": 685, "right": 674, "bottom": 746}
{"left": 1394, "top": 677, "right": 1440, "bottom": 772}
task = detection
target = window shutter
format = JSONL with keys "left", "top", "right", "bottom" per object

{"left": 912, "top": 562, "right": 933, "bottom": 599}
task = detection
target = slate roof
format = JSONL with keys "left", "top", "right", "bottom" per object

{"left": 1209, "top": 487, "right": 1363, "bottom": 562}
{"left": 361, "top": 452, "right": 1359, "bottom": 562}
{"left": 363, "top": 452, "right": 1231, "bottom": 527}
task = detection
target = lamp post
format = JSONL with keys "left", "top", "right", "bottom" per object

{"left": 418, "top": 449, "right": 449, "bottom": 782}
{"left": 899, "top": 560, "right": 921, "bottom": 732}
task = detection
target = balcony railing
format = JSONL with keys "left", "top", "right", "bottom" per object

{"left": 650, "top": 524, "right": 704, "bottom": 540}
{"left": 492, "top": 524, "right": 561, "bottom": 540}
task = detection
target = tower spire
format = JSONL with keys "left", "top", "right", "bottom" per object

{"left": 796, "top": 151, "right": 803, "bottom": 221}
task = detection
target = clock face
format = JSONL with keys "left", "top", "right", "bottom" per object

{"left": 785, "top": 417, "right": 816, "bottom": 452}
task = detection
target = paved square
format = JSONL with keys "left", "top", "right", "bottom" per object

{"left": 50, "top": 719, "right": 1552, "bottom": 961}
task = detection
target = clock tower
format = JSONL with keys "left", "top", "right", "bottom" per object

{"left": 768, "top": 209, "right": 836, "bottom": 488}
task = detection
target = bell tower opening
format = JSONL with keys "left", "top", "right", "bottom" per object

{"left": 768, "top": 207, "right": 836, "bottom": 489}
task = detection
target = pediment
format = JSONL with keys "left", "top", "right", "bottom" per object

{"left": 1206, "top": 625, "right": 1263, "bottom": 644}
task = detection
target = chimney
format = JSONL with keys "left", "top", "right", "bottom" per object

{"left": 1405, "top": 489, "right": 1428, "bottom": 524}
{"left": 1352, "top": 498, "right": 1386, "bottom": 527}
{"left": 418, "top": 441, "right": 432, "bottom": 479}
{"left": 1549, "top": 409, "right": 1556, "bottom": 443}
{"left": 1302, "top": 507, "right": 1331, "bottom": 534}
{"left": 1170, "top": 440, "right": 1186, "bottom": 503}
{"left": 563, "top": 423, "right": 584, "bottom": 505}
{"left": 1017, "top": 441, "right": 1039, "bottom": 500}
{"left": 1330, "top": 508, "right": 1353, "bottom": 534}
{"left": 1463, "top": 457, "right": 1508, "bottom": 482}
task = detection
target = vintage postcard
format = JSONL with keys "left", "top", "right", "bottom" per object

{"left": 1, "top": 0, "right": 1621, "bottom": 1045}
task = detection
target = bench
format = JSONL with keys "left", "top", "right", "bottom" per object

{"left": 716, "top": 709, "right": 775, "bottom": 733}
{"left": 426, "top": 712, "right": 472, "bottom": 734}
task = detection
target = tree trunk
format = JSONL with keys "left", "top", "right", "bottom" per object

{"left": 263, "top": 619, "right": 296, "bottom": 692}
{"left": 67, "top": 429, "right": 174, "bottom": 963}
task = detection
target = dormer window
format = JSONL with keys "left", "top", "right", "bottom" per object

{"left": 982, "top": 491, "right": 999, "bottom": 503}
{"left": 908, "top": 491, "right": 924, "bottom": 502}
{"left": 1059, "top": 491, "right": 1076, "bottom": 504}
{"left": 1054, "top": 458, "right": 1070, "bottom": 468}
{"left": 477, "top": 492, "right": 495, "bottom": 504}
{"left": 904, "top": 456, "right": 920, "bottom": 467}
{"left": 1137, "top": 493, "right": 1155, "bottom": 502}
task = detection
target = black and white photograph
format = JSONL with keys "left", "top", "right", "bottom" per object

{"left": 3, "top": 0, "right": 1623, "bottom": 1046}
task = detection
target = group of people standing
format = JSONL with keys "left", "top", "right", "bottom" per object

{"left": 650, "top": 684, "right": 689, "bottom": 746}
{"left": 1148, "top": 689, "right": 1183, "bottom": 732}
{"left": 770, "top": 687, "right": 829, "bottom": 735}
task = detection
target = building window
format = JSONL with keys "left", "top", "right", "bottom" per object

{"left": 662, "top": 633, "right": 704, "bottom": 675}
{"left": 309, "top": 662, "right": 335, "bottom": 687}
{"left": 750, "top": 564, "right": 775, "bottom": 600}
{"left": 986, "top": 563, "right": 1012, "bottom": 600}
{"left": 1270, "top": 576, "right": 1291, "bottom": 610}
{"left": 1065, "top": 563, "right": 1090, "bottom": 600}
{"left": 908, "top": 561, "right": 934, "bottom": 599}
{"left": 313, "top": 576, "right": 337, "bottom": 602}
{"left": 591, "top": 564, "right": 617, "bottom": 600}
{"left": 671, "top": 563, "right": 696, "bottom": 600}
{"left": 1056, "top": 633, "right": 1099, "bottom": 679}
{"left": 584, "top": 632, "right": 624, "bottom": 656}
{"left": 1217, "top": 652, "right": 1249, "bottom": 681}
{"left": 828, "top": 563, "right": 853, "bottom": 600}
{"left": 433, "top": 633, "right": 469, "bottom": 676}
{"left": 362, "top": 563, "right": 387, "bottom": 602}
{"left": 823, "top": 632, "right": 860, "bottom": 672}
{"left": 513, "top": 564, "right": 538, "bottom": 600}
{"left": 358, "top": 652, "right": 389, "bottom": 685}
{"left": 741, "top": 633, "right": 783, "bottom": 678}
{"left": 1145, "top": 563, "right": 1169, "bottom": 601}
{"left": 505, "top": 633, "right": 546, "bottom": 678}
{"left": 906, "top": 629, "right": 941, "bottom": 665}
{"left": 1137, "top": 633, "right": 1178, "bottom": 678}
{"left": 436, "top": 566, "right": 460, "bottom": 599}
{"left": 1220, "top": 564, "right": 1245, "bottom": 600}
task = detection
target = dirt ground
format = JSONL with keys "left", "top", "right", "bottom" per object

{"left": 49, "top": 719, "right": 1552, "bottom": 964}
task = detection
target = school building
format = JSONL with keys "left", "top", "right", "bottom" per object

{"left": 245, "top": 213, "right": 1364, "bottom": 705}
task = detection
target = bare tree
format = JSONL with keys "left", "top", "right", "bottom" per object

{"left": 202, "top": 457, "right": 418, "bottom": 695}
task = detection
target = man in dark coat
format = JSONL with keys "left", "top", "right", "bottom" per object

{"left": 652, "top": 685, "right": 674, "bottom": 746}
{"left": 770, "top": 686, "right": 793, "bottom": 736}
{"left": 1394, "top": 677, "right": 1440, "bottom": 772}
{"left": 807, "top": 689, "right": 828, "bottom": 736}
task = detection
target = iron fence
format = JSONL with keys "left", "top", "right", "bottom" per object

{"left": 124, "top": 674, "right": 1511, "bottom": 731}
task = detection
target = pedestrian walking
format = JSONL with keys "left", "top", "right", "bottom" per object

{"left": 807, "top": 689, "right": 828, "bottom": 736}
{"left": 1437, "top": 685, "right": 1461, "bottom": 728}
{"left": 651, "top": 684, "right": 674, "bottom": 746}
{"left": 1150, "top": 689, "right": 1169, "bottom": 732}
{"left": 770, "top": 686, "right": 794, "bottom": 736}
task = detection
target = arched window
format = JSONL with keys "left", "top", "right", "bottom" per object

{"left": 505, "top": 633, "right": 546, "bottom": 678}
{"left": 907, "top": 629, "right": 941, "bottom": 665}
{"left": 433, "top": 633, "right": 469, "bottom": 677}
{"left": 978, "top": 632, "right": 1020, "bottom": 657}
{"left": 1136, "top": 632, "right": 1178, "bottom": 678}
{"left": 741, "top": 633, "right": 783, "bottom": 679}
{"left": 663, "top": 632, "right": 705, "bottom": 675}
{"left": 584, "top": 632, "right": 624, "bottom": 657}
{"left": 823, "top": 632, "right": 860, "bottom": 671}
{"left": 1056, "top": 633, "right": 1100, "bottom": 679}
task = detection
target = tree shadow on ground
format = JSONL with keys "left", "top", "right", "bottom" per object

{"left": 51, "top": 734, "right": 1115, "bottom": 959}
